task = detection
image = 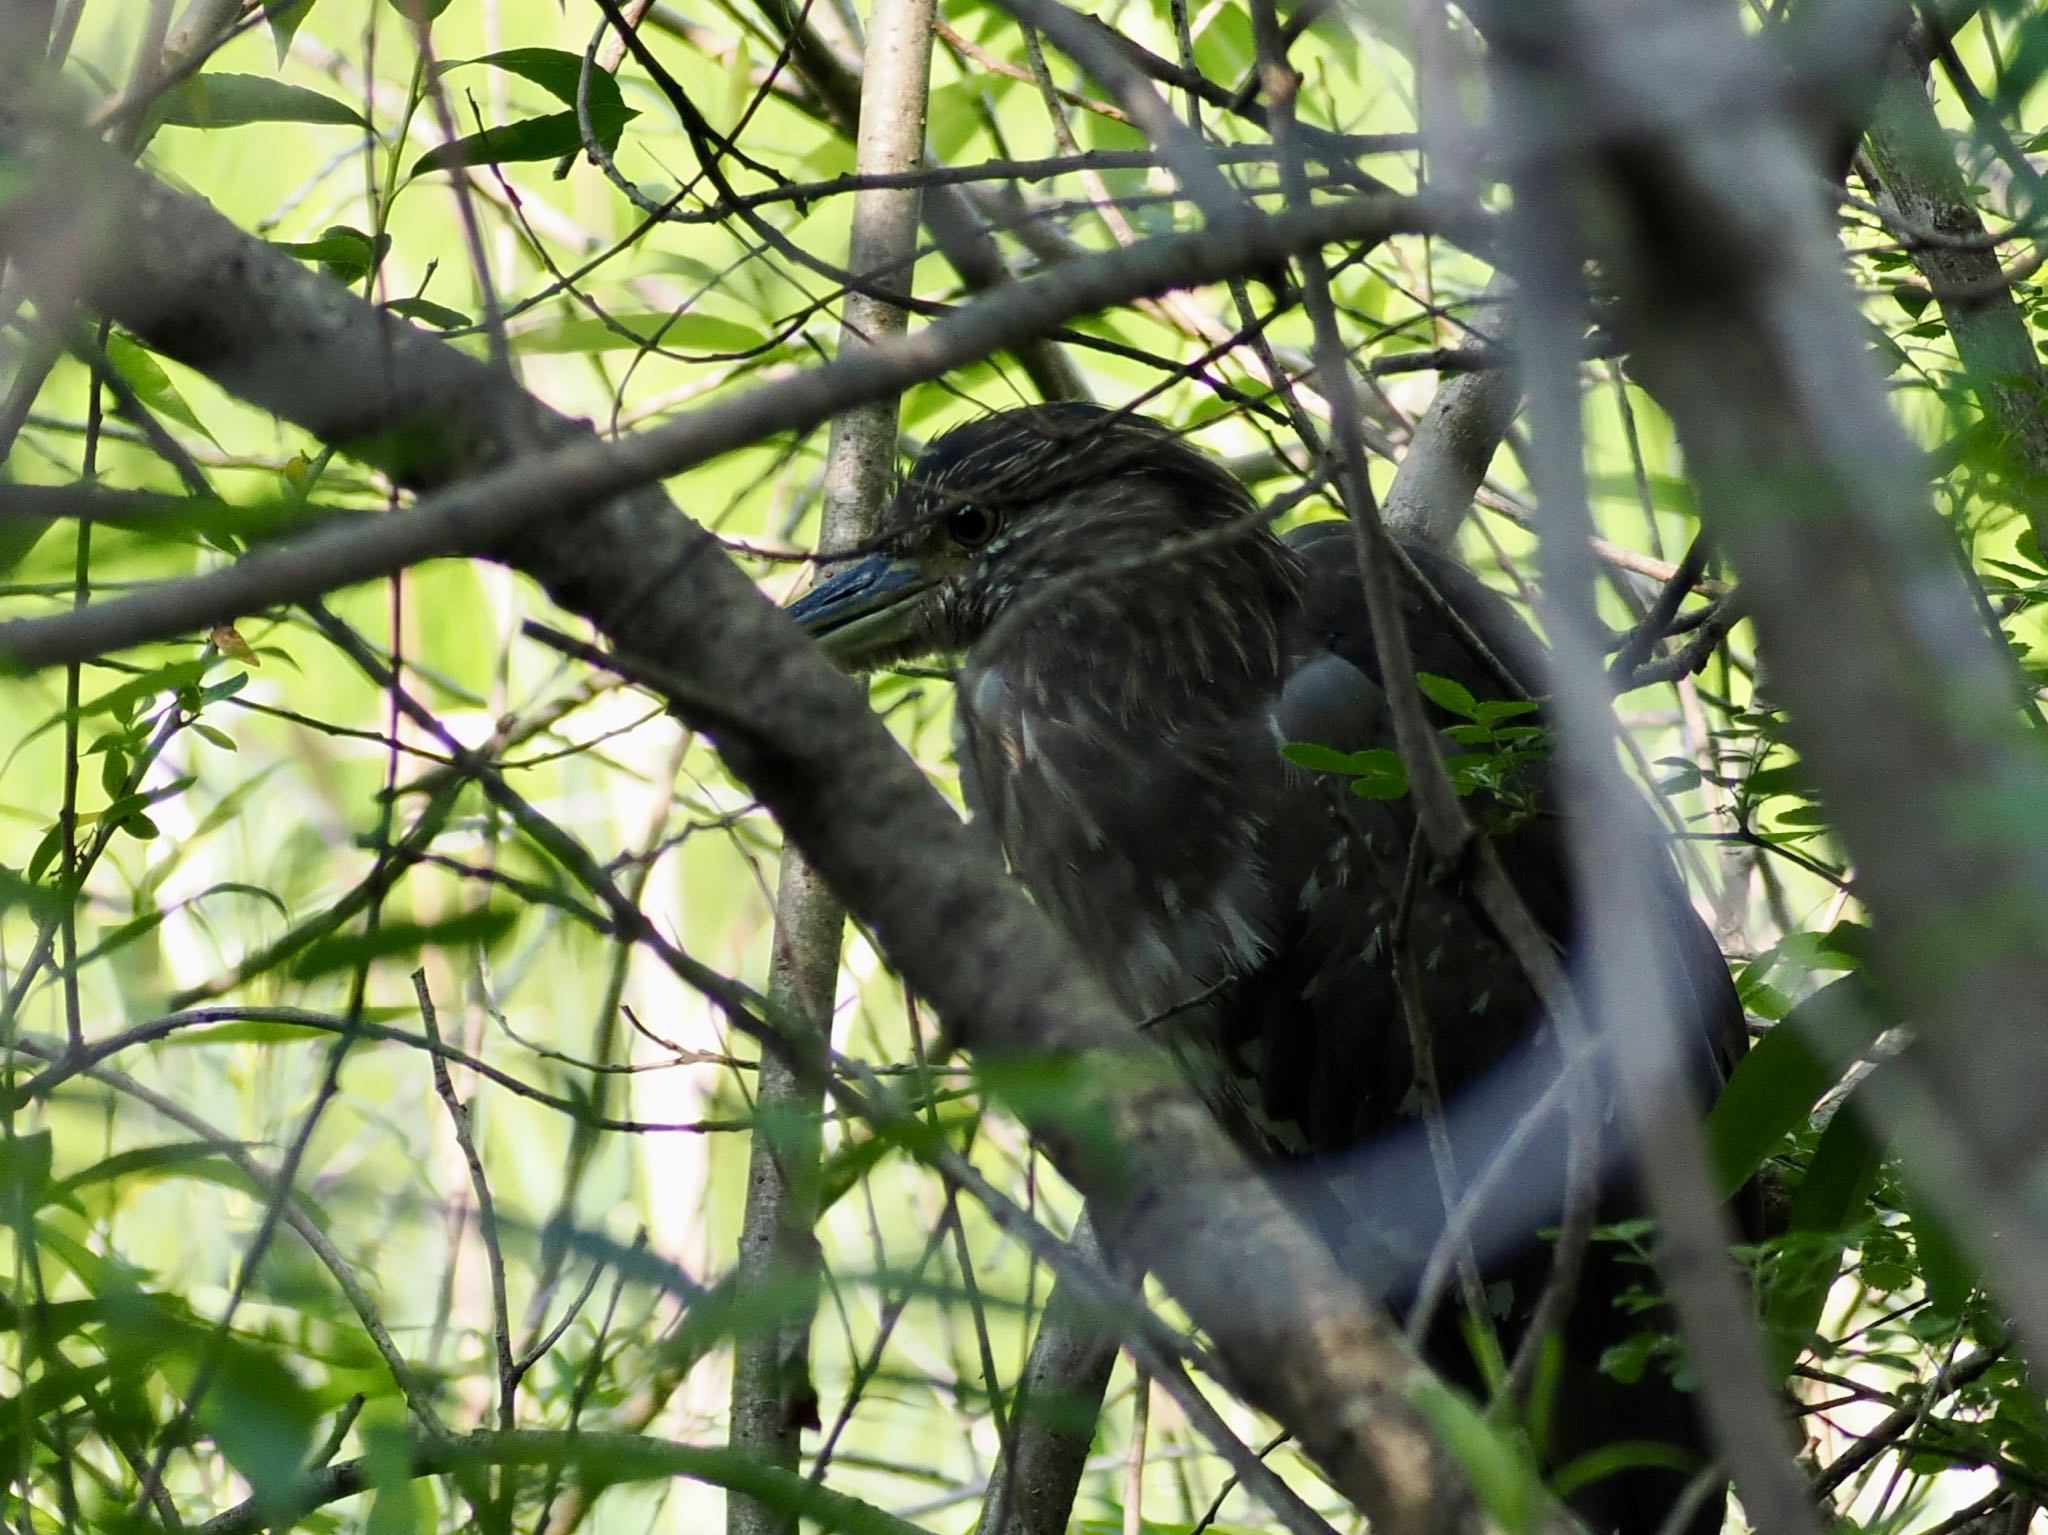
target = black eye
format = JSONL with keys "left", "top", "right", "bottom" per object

{"left": 946, "top": 503, "right": 1000, "bottom": 549}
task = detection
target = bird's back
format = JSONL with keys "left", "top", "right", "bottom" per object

{"left": 1263, "top": 524, "right": 1747, "bottom": 1535}
{"left": 953, "top": 518, "right": 1745, "bottom": 1535}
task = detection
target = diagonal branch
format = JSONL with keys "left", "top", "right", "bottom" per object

{"left": 0, "top": 132, "right": 1467, "bottom": 671}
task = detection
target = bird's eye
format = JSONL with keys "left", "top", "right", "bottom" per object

{"left": 946, "top": 503, "right": 1000, "bottom": 549}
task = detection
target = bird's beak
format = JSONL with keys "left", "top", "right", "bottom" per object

{"left": 786, "top": 554, "right": 934, "bottom": 667}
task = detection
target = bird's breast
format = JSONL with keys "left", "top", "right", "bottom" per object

{"left": 954, "top": 663, "right": 1286, "bottom": 1027}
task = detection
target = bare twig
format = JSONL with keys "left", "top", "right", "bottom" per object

{"left": 416, "top": 971, "right": 518, "bottom": 1467}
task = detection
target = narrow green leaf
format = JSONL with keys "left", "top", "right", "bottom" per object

{"left": 442, "top": 47, "right": 630, "bottom": 118}
{"left": 384, "top": 296, "right": 471, "bottom": 330}
{"left": 1704, "top": 1006, "right": 1835, "bottom": 1197}
{"left": 519, "top": 310, "right": 767, "bottom": 355}
{"left": 1764, "top": 1102, "right": 1882, "bottom": 1373}
{"left": 25, "top": 824, "right": 65, "bottom": 885}
{"left": 105, "top": 336, "right": 221, "bottom": 449}
{"left": 289, "top": 905, "right": 518, "bottom": 980}
{"left": 70, "top": 906, "right": 171, "bottom": 972}
{"left": 56, "top": 1141, "right": 257, "bottom": 1196}
{"left": 1902, "top": 1188, "right": 1976, "bottom": 1319}
{"left": 264, "top": 0, "right": 320, "bottom": 62}
{"left": 156, "top": 73, "right": 367, "bottom": 129}
{"left": 1549, "top": 1439, "right": 1701, "bottom": 1500}
{"left": 1407, "top": 1374, "right": 1545, "bottom": 1535}
{"left": 273, "top": 225, "right": 391, "bottom": 284}
{"left": 409, "top": 103, "right": 636, "bottom": 180}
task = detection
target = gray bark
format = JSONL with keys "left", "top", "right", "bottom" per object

{"left": 727, "top": 0, "right": 936, "bottom": 1526}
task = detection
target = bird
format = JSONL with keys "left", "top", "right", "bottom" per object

{"left": 788, "top": 401, "right": 1749, "bottom": 1535}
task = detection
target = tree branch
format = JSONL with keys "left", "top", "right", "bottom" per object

{"left": 730, "top": 0, "right": 936, "bottom": 1524}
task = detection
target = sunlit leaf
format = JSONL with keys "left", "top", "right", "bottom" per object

{"left": 105, "top": 335, "right": 221, "bottom": 449}
{"left": 273, "top": 224, "right": 391, "bottom": 284}
{"left": 156, "top": 72, "right": 367, "bottom": 130}
{"left": 264, "top": 0, "right": 320, "bottom": 62}
{"left": 518, "top": 310, "right": 769, "bottom": 356}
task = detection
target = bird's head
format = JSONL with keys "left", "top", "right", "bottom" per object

{"left": 789, "top": 404, "right": 1300, "bottom": 703}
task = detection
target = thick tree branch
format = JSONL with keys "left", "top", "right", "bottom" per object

{"left": 0, "top": 130, "right": 1464, "bottom": 670}
{"left": 979, "top": 1207, "right": 1138, "bottom": 1535}
{"left": 1382, "top": 368, "right": 1519, "bottom": 551}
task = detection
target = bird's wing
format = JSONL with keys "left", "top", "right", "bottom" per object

{"left": 1266, "top": 526, "right": 1747, "bottom": 1535}
{"left": 1255, "top": 522, "right": 1747, "bottom": 1261}
{"left": 1276, "top": 521, "right": 1746, "bottom": 1093}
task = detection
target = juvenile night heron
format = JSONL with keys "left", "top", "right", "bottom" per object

{"left": 790, "top": 403, "right": 1746, "bottom": 1535}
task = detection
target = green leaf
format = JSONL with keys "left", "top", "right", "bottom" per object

{"left": 273, "top": 225, "right": 391, "bottom": 284}
{"left": 0, "top": 866, "right": 67, "bottom": 922}
{"left": 1705, "top": 1005, "right": 1835, "bottom": 1197}
{"left": 442, "top": 47, "right": 630, "bottom": 118}
{"left": 289, "top": 905, "right": 518, "bottom": 980}
{"left": 56, "top": 1141, "right": 261, "bottom": 1198}
{"left": 105, "top": 335, "right": 221, "bottom": 449}
{"left": 1903, "top": 1188, "right": 1975, "bottom": 1319}
{"left": 78, "top": 660, "right": 208, "bottom": 726}
{"left": 1597, "top": 1330, "right": 1660, "bottom": 1386}
{"left": 196, "top": 670, "right": 252, "bottom": 707}
{"left": 520, "top": 310, "right": 769, "bottom": 355}
{"left": 156, "top": 73, "right": 367, "bottom": 129}
{"left": 384, "top": 296, "right": 471, "bottom": 330}
{"left": 70, "top": 904, "right": 172, "bottom": 972}
{"left": 195, "top": 1343, "right": 319, "bottom": 1520}
{"left": 0, "top": 499, "right": 53, "bottom": 581}
{"left": 928, "top": 77, "right": 1013, "bottom": 160}
{"left": 365, "top": 1420, "right": 426, "bottom": 1535}
{"left": 1281, "top": 742, "right": 1404, "bottom": 778}
{"left": 1416, "top": 671, "right": 1479, "bottom": 719}
{"left": 0, "top": 1131, "right": 55, "bottom": 1217}
{"left": 1407, "top": 1373, "right": 1545, "bottom": 1534}
{"left": 1472, "top": 698, "right": 1540, "bottom": 724}
{"left": 25, "top": 824, "right": 65, "bottom": 885}
{"left": 1549, "top": 1439, "right": 1701, "bottom": 1500}
{"left": 1349, "top": 764, "right": 1411, "bottom": 800}
{"left": 409, "top": 103, "right": 636, "bottom": 180}
{"left": 1764, "top": 1100, "right": 1882, "bottom": 1372}
{"left": 264, "top": 0, "right": 320, "bottom": 62}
